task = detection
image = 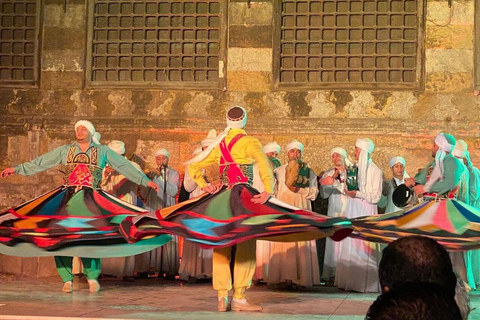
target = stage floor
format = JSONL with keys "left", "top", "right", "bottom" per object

{"left": 1, "top": 275, "right": 479, "bottom": 320}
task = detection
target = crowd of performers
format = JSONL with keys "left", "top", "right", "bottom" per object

{"left": 1, "top": 105, "right": 480, "bottom": 313}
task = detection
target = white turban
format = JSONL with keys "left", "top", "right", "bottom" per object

{"left": 389, "top": 156, "right": 405, "bottom": 168}
{"left": 425, "top": 133, "right": 456, "bottom": 192}
{"left": 286, "top": 139, "right": 304, "bottom": 153}
{"left": 452, "top": 139, "right": 468, "bottom": 159}
{"left": 331, "top": 147, "right": 353, "bottom": 166}
{"left": 389, "top": 156, "right": 410, "bottom": 178}
{"left": 226, "top": 106, "right": 247, "bottom": 129}
{"left": 154, "top": 148, "right": 170, "bottom": 158}
{"left": 331, "top": 147, "right": 347, "bottom": 158}
{"left": 201, "top": 129, "right": 217, "bottom": 148}
{"left": 75, "top": 120, "right": 100, "bottom": 144}
{"left": 108, "top": 140, "right": 125, "bottom": 155}
{"left": 193, "top": 147, "right": 202, "bottom": 156}
{"left": 355, "top": 138, "right": 375, "bottom": 192}
{"left": 355, "top": 138, "right": 375, "bottom": 154}
{"left": 263, "top": 141, "right": 281, "bottom": 154}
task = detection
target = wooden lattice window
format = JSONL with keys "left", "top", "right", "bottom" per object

{"left": 273, "top": 0, "right": 425, "bottom": 90}
{"left": 0, "top": 0, "right": 40, "bottom": 87}
{"left": 87, "top": 0, "right": 226, "bottom": 89}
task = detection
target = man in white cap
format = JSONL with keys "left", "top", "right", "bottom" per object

{"left": 187, "top": 106, "right": 274, "bottom": 312}
{"left": 378, "top": 156, "right": 415, "bottom": 214}
{"left": 178, "top": 133, "right": 217, "bottom": 283}
{"left": 1, "top": 120, "right": 158, "bottom": 293}
{"left": 451, "top": 139, "right": 476, "bottom": 290}
{"left": 101, "top": 140, "right": 144, "bottom": 282}
{"left": 412, "top": 134, "right": 474, "bottom": 290}
{"left": 457, "top": 140, "right": 480, "bottom": 289}
{"left": 335, "top": 138, "right": 383, "bottom": 293}
{"left": 265, "top": 139, "right": 320, "bottom": 288}
{"left": 451, "top": 140, "right": 471, "bottom": 204}
{"left": 138, "top": 147, "right": 180, "bottom": 279}
{"left": 319, "top": 147, "right": 350, "bottom": 282}
{"left": 252, "top": 141, "right": 281, "bottom": 282}
{"left": 413, "top": 133, "right": 462, "bottom": 198}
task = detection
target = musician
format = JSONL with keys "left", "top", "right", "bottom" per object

{"left": 265, "top": 139, "right": 320, "bottom": 288}
{"left": 379, "top": 156, "right": 415, "bottom": 214}
{"left": 138, "top": 148, "right": 180, "bottom": 278}
{"left": 319, "top": 147, "right": 350, "bottom": 281}
{"left": 335, "top": 138, "right": 383, "bottom": 293}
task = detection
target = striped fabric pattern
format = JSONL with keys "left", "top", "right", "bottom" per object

{"left": 120, "top": 184, "right": 353, "bottom": 249}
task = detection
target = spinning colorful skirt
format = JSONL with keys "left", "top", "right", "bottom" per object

{"left": 0, "top": 147, "right": 170, "bottom": 258}
{"left": 351, "top": 195, "right": 480, "bottom": 251}
{"left": 120, "top": 184, "right": 353, "bottom": 249}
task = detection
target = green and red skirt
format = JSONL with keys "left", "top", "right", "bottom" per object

{"left": 0, "top": 185, "right": 170, "bottom": 257}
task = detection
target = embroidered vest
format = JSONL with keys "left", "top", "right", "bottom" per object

{"left": 219, "top": 134, "right": 253, "bottom": 186}
{"left": 64, "top": 145, "right": 103, "bottom": 189}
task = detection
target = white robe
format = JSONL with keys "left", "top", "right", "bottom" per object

{"left": 335, "top": 161, "right": 382, "bottom": 293}
{"left": 319, "top": 168, "right": 348, "bottom": 280}
{"left": 137, "top": 167, "right": 180, "bottom": 276}
{"left": 265, "top": 163, "right": 320, "bottom": 287}
{"left": 252, "top": 164, "right": 271, "bottom": 281}
{"left": 178, "top": 168, "right": 213, "bottom": 280}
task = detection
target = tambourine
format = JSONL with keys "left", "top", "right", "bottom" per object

{"left": 392, "top": 184, "right": 414, "bottom": 208}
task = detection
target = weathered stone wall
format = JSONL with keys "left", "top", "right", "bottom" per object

{"left": 0, "top": 0, "right": 479, "bottom": 276}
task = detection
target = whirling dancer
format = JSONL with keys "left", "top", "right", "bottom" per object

{"left": 352, "top": 133, "right": 480, "bottom": 252}
{"left": 0, "top": 120, "right": 168, "bottom": 293}
{"left": 120, "top": 106, "right": 352, "bottom": 312}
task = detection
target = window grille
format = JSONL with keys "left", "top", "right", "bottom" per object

{"left": 0, "top": 0, "right": 40, "bottom": 86}
{"left": 274, "top": 0, "right": 425, "bottom": 89}
{"left": 88, "top": 0, "right": 225, "bottom": 88}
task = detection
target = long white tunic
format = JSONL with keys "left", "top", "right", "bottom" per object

{"left": 137, "top": 167, "right": 180, "bottom": 276}
{"left": 252, "top": 164, "right": 272, "bottom": 281}
{"left": 335, "top": 161, "right": 383, "bottom": 293}
{"left": 265, "top": 163, "right": 320, "bottom": 287}
{"left": 319, "top": 168, "right": 348, "bottom": 280}
{"left": 178, "top": 168, "right": 213, "bottom": 280}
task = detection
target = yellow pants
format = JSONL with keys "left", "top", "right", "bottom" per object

{"left": 213, "top": 240, "right": 256, "bottom": 300}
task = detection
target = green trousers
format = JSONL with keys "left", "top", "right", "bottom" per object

{"left": 54, "top": 256, "right": 101, "bottom": 283}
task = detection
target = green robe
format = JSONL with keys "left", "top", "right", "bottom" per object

{"left": 415, "top": 155, "right": 463, "bottom": 196}
{"left": 14, "top": 142, "right": 150, "bottom": 187}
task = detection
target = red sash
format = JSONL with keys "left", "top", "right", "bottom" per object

{"left": 219, "top": 134, "right": 248, "bottom": 185}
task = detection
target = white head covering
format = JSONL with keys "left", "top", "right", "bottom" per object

{"left": 154, "top": 148, "right": 170, "bottom": 158}
{"left": 331, "top": 147, "right": 353, "bottom": 166}
{"left": 389, "top": 156, "right": 410, "bottom": 178}
{"left": 75, "top": 120, "right": 100, "bottom": 144}
{"left": 108, "top": 140, "right": 125, "bottom": 155}
{"left": 193, "top": 146, "right": 202, "bottom": 156}
{"left": 452, "top": 139, "right": 468, "bottom": 159}
{"left": 424, "top": 133, "right": 456, "bottom": 192}
{"left": 355, "top": 138, "right": 375, "bottom": 192}
{"left": 263, "top": 141, "right": 281, "bottom": 155}
{"left": 186, "top": 106, "right": 248, "bottom": 165}
{"left": 285, "top": 139, "right": 304, "bottom": 153}
{"left": 201, "top": 129, "right": 217, "bottom": 148}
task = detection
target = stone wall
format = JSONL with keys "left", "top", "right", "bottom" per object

{"left": 0, "top": 0, "right": 479, "bottom": 276}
